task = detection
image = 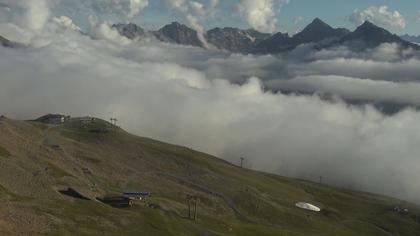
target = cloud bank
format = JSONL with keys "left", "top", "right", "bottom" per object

{"left": 349, "top": 5, "right": 406, "bottom": 29}
{"left": 2, "top": 2, "right": 420, "bottom": 204}
{"left": 83, "top": 0, "right": 149, "bottom": 18}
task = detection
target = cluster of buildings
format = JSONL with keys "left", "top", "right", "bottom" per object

{"left": 393, "top": 206, "right": 409, "bottom": 214}
{"left": 35, "top": 114, "right": 95, "bottom": 125}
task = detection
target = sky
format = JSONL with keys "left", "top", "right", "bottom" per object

{"left": 2, "top": 0, "right": 420, "bottom": 204}
{"left": 54, "top": 0, "right": 420, "bottom": 35}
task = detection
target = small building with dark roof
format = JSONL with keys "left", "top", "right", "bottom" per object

{"left": 35, "top": 114, "right": 70, "bottom": 124}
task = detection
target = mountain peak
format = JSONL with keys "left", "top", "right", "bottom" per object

{"left": 311, "top": 18, "right": 328, "bottom": 26}
{"left": 289, "top": 17, "right": 345, "bottom": 45}
{"left": 160, "top": 21, "right": 196, "bottom": 33}
{"left": 157, "top": 21, "right": 203, "bottom": 47}
{"left": 340, "top": 20, "right": 419, "bottom": 50}
{"left": 304, "top": 18, "right": 333, "bottom": 31}
{"left": 353, "top": 21, "right": 389, "bottom": 36}
{"left": 358, "top": 20, "right": 379, "bottom": 29}
{"left": 168, "top": 21, "right": 184, "bottom": 28}
{"left": 112, "top": 22, "right": 145, "bottom": 40}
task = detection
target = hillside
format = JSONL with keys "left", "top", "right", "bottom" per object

{"left": 0, "top": 116, "right": 420, "bottom": 235}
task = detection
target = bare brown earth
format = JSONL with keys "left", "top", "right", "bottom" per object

{"left": 0, "top": 116, "right": 419, "bottom": 236}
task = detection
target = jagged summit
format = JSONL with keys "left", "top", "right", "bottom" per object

{"left": 155, "top": 21, "right": 204, "bottom": 47}
{"left": 358, "top": 20, "right": 377, "bottom": 28}
{"left": 252, "top": 18, "right": 349, "bottom": 54}
{"left": 291, "top": 18, "right": 348, "bottom": 44}
{"left": 112, "top": 23, "right": 145, "bottom": 40}
{"left": 339, "top": 20, "right": 419, "bottom": 50}
{"left": 251, "top": 32, "right": 292, "bottom": 54}
{"left": 308, "top": 18, "right": 332, "bottom": 29}
{"left": 160, "top": 22, "right": 196, "bottom": 33}
{"left": 354, "top": 20, "right": 388, "bottom": 35}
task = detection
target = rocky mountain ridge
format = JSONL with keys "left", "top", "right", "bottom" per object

{"left": 113, "top": 18, "right": 419, "bottom": 54}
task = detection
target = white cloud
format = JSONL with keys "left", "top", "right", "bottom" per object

{"left": 349, "top": 5, "right": 406, "bottom": 29}
{"left": 0, "top": 0, "right": 53, "bottom": 31}
{"left": 208, "top": 0, "right": 219, "bottom": 17}
{"left": 53, "top": 16, "right": 82, "bottom": 32}
{"left": 164, "top": 0, "right": 220, "bottom": 48}
{"left": 101, "top": 0, "right": 149, "bottom": 18}
{"left": 268, "top": 75, "right": 420, "bottom": 106}
{"left": 186, "top": 13, "right": 209, "bottom": 48}
{"left": 237, "top": 0, "right": 289, "bottom": 33}
{"left": 165, "top": 0, "right": 188, "bottom": 12}
{"left": 189, "top": 1, "right": 206, "bottom": 16}
{"left": 294, "top": 16, "right": 304, "bottom": 25}
{"left": 128, "top": 0, "right": 149, "bottom": 18}
{"left": 165, "top": 0, "right": 219, "bottom": 18}
{"left": 88, "top": 18, "right": 132, "bottom": 45}
{"left": 58, "top": 0, "right": 148, "bottom": 19}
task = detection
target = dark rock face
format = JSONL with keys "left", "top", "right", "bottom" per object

{"left": 291, "top": 18, "right": 349, "bottom": 45}
{"left": 251, "top": 32, "right": 292, "bottom": 54}
{"left": 206, "top": 27, "right": 270, "bottom": 53}
{"left": 339, "top": 21, "right": 420, "bottom": 50}
{"left": 112, "top": 23, "right": 145, "bottom": 40}
{"left": 112, "top": 22, "right": 204, "bottom": 48}
{"left": 154, "top": 22, "right": 203, "bottom": 47}
{"left": 253, "top": 18, "right": 350, "bottom": 54}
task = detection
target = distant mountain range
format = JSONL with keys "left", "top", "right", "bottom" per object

{"left": 251, "top": 18, "right": 350, "bottom": 54}
{"left": 400, "top": 34, "right": 420, "bottom": 44}
{"left": 2, "top": 18, "right": 418, "bottom": 55}
{"left": 206, "top": 27, "right": 270, "bottom": 53}
{"left": 338, "top": 21, "right": 418, "bottom": 50}
{"left": 112, "top": 18, "right": 420, "bottom": 54}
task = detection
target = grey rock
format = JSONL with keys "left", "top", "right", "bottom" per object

{"left": 206, "top": 27, "right": 270, "bottom": 53}
{"left": 153, "top": 22, "right": 203, "bottom": 47}
{"left": 338, "top": 21, "right": 420, "bottom": 50}
{"left": 112, "top": 23, "right": 145, "bottom": 40}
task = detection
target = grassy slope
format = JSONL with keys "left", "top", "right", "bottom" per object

{"left": 0, "top": 117, "right": 419, "bottom": 236}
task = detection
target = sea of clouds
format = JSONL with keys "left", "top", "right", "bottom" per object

{"left": 1, "top": 0, "right": 420, "bottom": 203}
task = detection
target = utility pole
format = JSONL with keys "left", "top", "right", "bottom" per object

{"left": 193, "top": 197, "right": 198, "bottom": 221}
{"left": 110, "top": 118, "right": 118, "bottom": 132}
{"left": 186, "top": 194, "right": 198, "bottom": 221}
{"left": 187, "top": 195, "right": 191, "bottom": 219}
{"left": 110, "top": 118, "right": 118, "bottom": 126}
{"left": 240, "top": 157, "right": 244, "bottom": 168}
